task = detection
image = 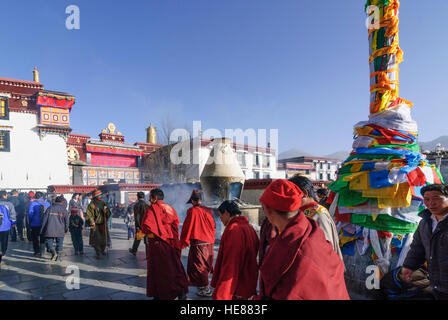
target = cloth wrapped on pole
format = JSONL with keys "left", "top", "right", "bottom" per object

{"left": 328, "top": 0, "right": 444, "bottom": 281}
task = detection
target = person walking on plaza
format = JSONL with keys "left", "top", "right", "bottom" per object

{"left": 125, "top": 210, "right": 136, "bottom": 240}
{"left": 180, "top": 190, "right": 216, "bottom": 297}
{"left": 17, "top": 193, "right": 28, "bottom": 241}
{"left": 41, "top": 196, "right": 69, "bottom": 261}
{"left": 258, "top": 179, "right": 349, "bottom": 300}
{"left": 28, "top": 192, "right": 50, "bottom": 257}
{"left": 25, "top": 191, "right": 35, "bottom": 241}
{"left": 69, "top": 205, "right": 84, "bottom": 255}
{"left": 69, "top": 193, "right": 83, "bottom": 220}
{"left": 81, "top": 192, "right": 93, "bottom": 236}
{"left": 211, "top": 200, "right": 259, "bottom": 300}
{"left": 81, "top": 193, "right": 92, "bottom": 218}
{"left": 141, "top": 188, "right": 188, "bottom": 300}
{"left": 129, "top": 192, "right": 149, "bottom": 255}
{"left": 8, "top": 190, "right": 23, "bottom": 242}
{"left": 289, "top": 175, "right": 343, "bottom": 261}
{"left": 0, "top": 191, "right": 17, "bottom": 271}
{"left": 103, "top": 192, "right": 113, "bottom": 250}
{"left": 8, "top": 190, "right": 22, "bottom": 242}
{"left": 85, "top": 190, "right": 111, "bottom": 259}
{"left": 401, "top": 184, "right": 448, "bottom": 300}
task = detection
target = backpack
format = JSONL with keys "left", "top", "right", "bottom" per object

{"left": 0, "top": 205, "right": 10, "bottom": 229}
{"left": 32, "top": 201, "right": 46, "bottom": 224}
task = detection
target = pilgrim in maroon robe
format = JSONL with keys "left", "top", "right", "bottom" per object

{"left": 211, "top": 216, "right": 259, "bottom": 300}
{"left": 141, "top": 200, "right": 188, "bottom": 299}
{"left": 180, "top": 205, "right": 216, "bottom": 287}
{"left": 258, "top": 179, "right": 349, "bottom": 300}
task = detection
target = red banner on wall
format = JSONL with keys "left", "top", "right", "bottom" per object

{"left": 86, "top": 145, "right": 144, "bottom": 156}
{"left": 36, "top": 92, "right": 75, "bottom": 109}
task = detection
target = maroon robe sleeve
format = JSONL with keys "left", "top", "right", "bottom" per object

{"left": 180, "top": 208, "right": 194, "bottom": 249}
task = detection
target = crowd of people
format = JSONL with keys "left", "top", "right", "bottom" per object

{"left": 1, "top": 173, "right": 448, "bottom": 300}
{"left": 0, "top": 190, "right": 114, "bottom": 266}
{"left": 134, "top": 175, "right": 448, "bottom": 301}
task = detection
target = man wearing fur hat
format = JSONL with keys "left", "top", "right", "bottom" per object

{"left": 85, "top": 190, "right": 111, "bottom": 259}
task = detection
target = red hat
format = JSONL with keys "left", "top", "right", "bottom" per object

{"left": 28, "top": 191, "right": 35, "bottom": 197}
{"left": 70, "top": 205, "right": 79, "bottom": 214}
{"left": 259, "top": 179, "right": 303, "bottom": 212}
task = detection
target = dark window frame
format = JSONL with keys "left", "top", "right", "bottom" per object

{"left": 0, "top": 97, "right": 9, "bottom": 120}
{"left": 0, "top": 130, "right": 11, "bottom": 152}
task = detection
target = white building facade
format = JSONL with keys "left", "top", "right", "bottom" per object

{"left": 278, "top": 156, "right": 342, "bottom": 182}
{"left": 151, "top": 137, "right": 285, "bottom": 183}
{"left": 0, "top": 75, "right": 74, "bottom": 191}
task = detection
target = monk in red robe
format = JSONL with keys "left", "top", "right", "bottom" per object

{"left": 211, "top": 200, "right": 259, "bottom": 300}
{"left": 141, "top": 188, "right": 188, "bottom": 300}
{"left": 258, "top": 179, "right": 350, "bottom": 300}
{"left": 180, "top": 190, "right": 216, "bottom": 297}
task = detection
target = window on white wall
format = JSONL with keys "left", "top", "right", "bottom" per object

{"left": 263, "top": 155, "right": 270, "bottom": 168}
{"left": 253, "top": 154, "right": 260, "bottom": 167}
{"left": 0, "top": 97, "right": 9, "bottom": 120}
{"left": 237, "top": 152, "right": 246, "bottom": 167}
{"left": 0, "top": 130, "right": 10, "bottom": 152}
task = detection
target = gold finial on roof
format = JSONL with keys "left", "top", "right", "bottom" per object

{"left": 33, "top": 67, "right": 40, "bottom": 83}
{"left": 147, "top": 122, "right": 157, "bottom": 144}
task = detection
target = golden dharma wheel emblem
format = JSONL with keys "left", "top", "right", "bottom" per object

{"left": 107, "top": 123, "right": 116, "bottom": 134}
{"left": 67, "top": 146, "right": 80, "bottom": 162}
{"left": 21, "top": 100, "right": 28, "bottom": 107}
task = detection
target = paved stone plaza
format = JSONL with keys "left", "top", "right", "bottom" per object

{"left": 0, "top": 218, "right": 216, "bottom": 300}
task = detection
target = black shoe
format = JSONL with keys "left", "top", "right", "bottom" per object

{"left": 129, "top": 248, "right": 136, "bottom": 255}
{"left": 50, "top": 249, "right": 57, "bottom": 261}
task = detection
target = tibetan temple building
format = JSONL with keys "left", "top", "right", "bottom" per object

{"left": 0, "top": 68, "right": 75, "bottom": 189}
{"left": 0, "top": 69, "right": 162, "bottom": 191}
{"left": 66, "top": 122, "right": 162, "bottom": 186}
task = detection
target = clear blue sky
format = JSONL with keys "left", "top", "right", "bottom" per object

{"left": 2, "top": 0, "right": 448, "bottom": 156}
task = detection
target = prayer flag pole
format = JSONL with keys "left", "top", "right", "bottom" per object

{"left": 328, "top": 0, "right": 443, "bottom": 298}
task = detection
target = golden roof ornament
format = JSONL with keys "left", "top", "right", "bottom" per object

{"left": 107, "top": 123, "right": 116, "bottom": 134}
{"left": 146, "top": 122, "right": 157, "bottom": 144}
{"left": 33, "top": 67, "right": 40, "bottom": 83}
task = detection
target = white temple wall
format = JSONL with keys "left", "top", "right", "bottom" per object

{"left": 0, "top": 112, "right": 69, "bottom": 190}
